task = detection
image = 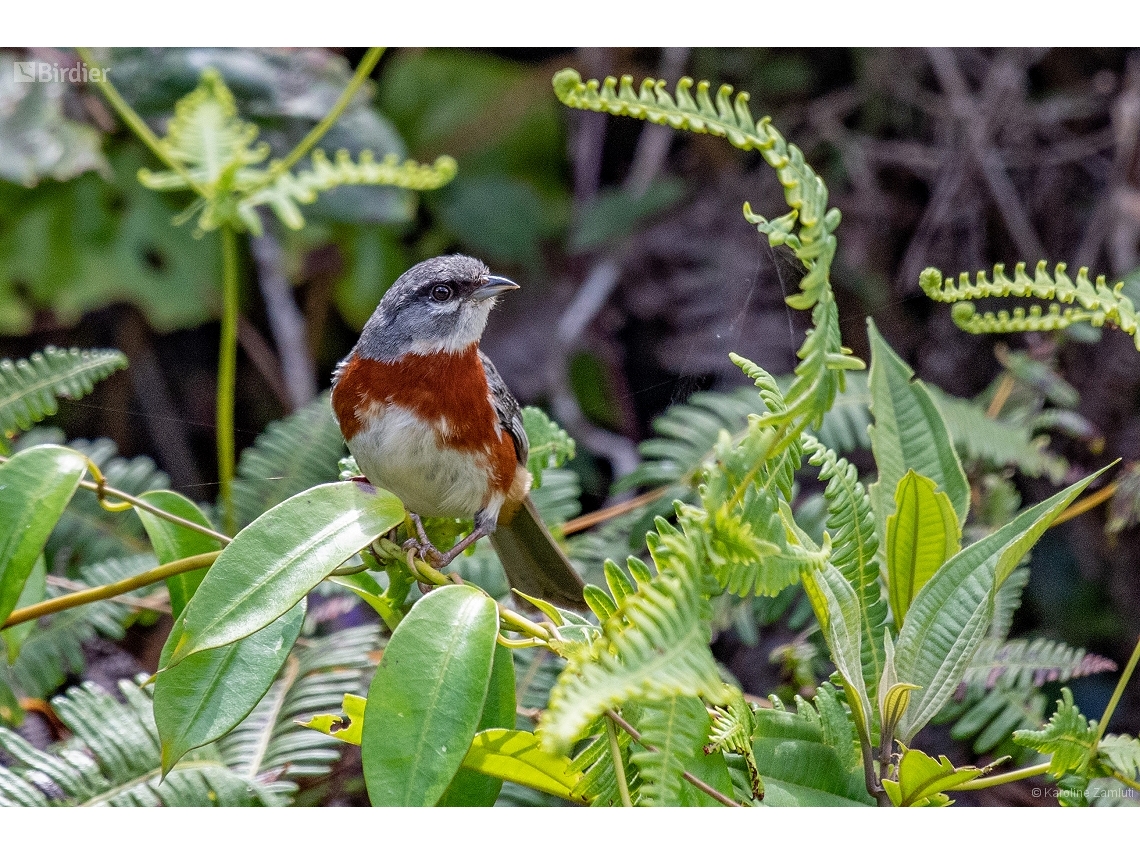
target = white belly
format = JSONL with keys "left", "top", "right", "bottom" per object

{"left": 346, "top": 404, "right": 490, "bottom": 518}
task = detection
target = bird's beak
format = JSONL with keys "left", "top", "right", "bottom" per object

{"left": 472, "top": 275, "right": 519, "bottom": 301}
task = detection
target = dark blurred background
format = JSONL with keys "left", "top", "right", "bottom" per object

{"left": 4, "top": 47, "right": 1140, "bottom": 802}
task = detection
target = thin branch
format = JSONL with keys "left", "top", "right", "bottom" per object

{"left": 603, "top": 709, "right": 743, "bottom": 807}
{"left": 561, "top": 486, "right": 670, "bottom": 535}
{"left": 946, "top": 760, "right": 1050, "bottom": 791}
{"left": 45, "top": 575, "right": 172, "bottom": 615}
{"left": 1051, "top": 482, "right": 1117, "bottom": 527}
{"left": 1096, "top": 630, "right": 1140, "bottom": 740}
{"left": 2, "top": 552, "right": 221, "bottom": 629}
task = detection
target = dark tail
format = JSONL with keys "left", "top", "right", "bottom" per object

{"left": 490, "top": 495, "right": 586, "bottom": 609}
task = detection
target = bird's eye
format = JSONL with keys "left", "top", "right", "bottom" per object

{"left": 430, "top": 284, "right": 453, "bottom": 302}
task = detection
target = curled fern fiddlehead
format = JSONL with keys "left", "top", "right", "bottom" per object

{"left": 920, "top": 261, "right": 1140, "bottom": 350}
{"left": 553, "top": 69, "right": 862, "bottom": 448}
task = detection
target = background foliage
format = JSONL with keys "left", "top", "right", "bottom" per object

{"left": 3, "top": 46, "right": 1140, "bottom": 806}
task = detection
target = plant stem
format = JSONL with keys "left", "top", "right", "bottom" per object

{"left": 1051, "top": 482, "right": 1117, "bottom": 528}
{"left": 562, "top": 485, "right": 670, "bottom": 535}
{"left": 603, "top": 709, "right": 743, "bottom": 807}
{"left": 605, "top": 714, "right": 634, "bottom": 807}
{"left": 259, "top": 46, "right": 385, "bottom": 185}
{"left": 1, "top": 552, "right": 221, "bottom": 629}
{"left": 1096, "top": 631, "right": 1140, "bottom": 740}
{"left": 946, "top": 761, "right": 1050, "bottom": 791}
{"left": 75, "top": 47, "right": 206, "bottom": 196}
{"left": 217, "top": 224, "right": 240, "bottom": 534}
{"left": 0, "top": 454, "right": 230, "bottom": 545}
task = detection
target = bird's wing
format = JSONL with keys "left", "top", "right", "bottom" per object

{"left": 480, "top": 350, "right": 528, "bottom": 465}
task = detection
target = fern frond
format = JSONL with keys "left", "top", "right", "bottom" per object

{"left": 629, "top": 695, "right": 711, "bottom": 806}
{"left": 800, "top": 434, "right": 887, "bottom": 703}
{"left": 0, "top": 347, "right": 127, "bottom": 437}
{"left": 928, "top": 386, "right": 1066, "bottom": 482}
{"left": 616, "top": 388, "right": 757, "bottom": 492}
{"left": 5, "top": 554, "right": 161, "bottom": 698}
{"left": 218, "top": 624, "right": 379, "bottom": 799}
{"left": 540, "top": 518, "right": 731, "bottom": 754}
{"left": 137, "top": 68, "right": 456, "bottom": 234}
{"left": 942, "top": 683, "right": 1048, "bottom": 756}
{"left": 231, "top": 392, "right": 345, "bottom": 528}
{"left": 521, "top": 406, "right": 576, "bottom": 489}
{"left": 238, "top": 149, "right": 457, "bottom": 232}
{"left": 568, "top": 718, "right": 639, "bottom": 806}
{"left": 920, "top": 261, "right": 1140, "bottom": 351}
{"left": 0, "top": 680, "right": 280, "bottom": 806}
{"left": 961, "top": 637, "right": 1117, "bottom": 692}
{"left": 554, "top": 69, "right": 861, "bottom": 448}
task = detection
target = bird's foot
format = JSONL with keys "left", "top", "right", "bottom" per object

{"left": 402, "top": 513, "right": 491, "bottom": 570}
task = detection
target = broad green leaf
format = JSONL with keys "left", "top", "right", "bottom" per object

{"left": 438, "top": 643, "right": 516, "bottom": 806}
{"left": 800, "top": 562, "right": 873, "bottom": 742}
{"left": 867, "top": 321, "right": 969, "bottom": 551}
{"left": 362, "top": 585, "right": 498, "bottom": 806}
{"left": 328, "top": 570, "right": 402, "bottom": 631}
{"left": 0, "top": 671, "right": 22, "bottom": 727}
{"left": 166, "top": 481, "right": 403, "bottom": 666}
{"left": 2, "top": 555, "right": 45, "bottom": 663}
{"left": 298, "top": 692, "right": 367, "bottom": 745}
{"left": 0, "top": 445, "right": 86, "bottom": 625}
{"left": 457, "top": 729, "right": 586, "bottom": 803}
{"left": 154, "top": 600, "right": 305, "bottom": 774}
{"left": 895, "top": 467, "right": 1107, "bottom": 743}
{"left": 887, "top": 470, "right": 960, "bottom": 628}
{"left": 882, "top": 747, "right": 987, "bottom": 807}
{"left": 134, "top": 489, "right": 221, "bottom": 618}
{"left": 751, "top": 706, "right": 875, "bottom": 806}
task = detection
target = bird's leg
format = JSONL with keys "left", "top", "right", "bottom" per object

{"left": 428, "top": 522, "right": 494, "bottom": 568}
{"left": 403, "top": 512, "right": 495, "bottom": 570}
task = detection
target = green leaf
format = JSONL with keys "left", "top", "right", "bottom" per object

{"left": 167, "top": 481, "right": 403, "bottom": 667}
{"left": 134, "top": 489, "right": 220, "bottom": 618}
{"left": 154, "top": 600, "right": 305, "bottom": 774}
{"left": 0, "top": 347, "right": 127, "bottom": 437}
{"left": 894, "top": 467, "right": 1107, "bottom": 743}
{"left": 1, "top": 555, "right": 45, "bottom": 664}
{"left": 1012, "top": 687, "right": 1098, "bottom": 778}
{"left": 882, "top": 747, "right": 987, "bottom": 807}
{"left": 0, "top": 674, "right": 20, "bottom": 727}
{"left": 887, "top": 470, "right": 960, "bottom": 628}
{"left": 0, "top": 445, "right": 86, "bottom": 625}
{"left": 800, "top": 562, "right": 873, "bottom": 742}
{"left": 458, "top": 729, "right": 586, "bottom": 803}
{"left": 362, "top": 585, "right": 499, "bottom": 806}
{"left": 750, "top": 703, "right": 875, "bottom": 806}
{"left": 298, "top": 692, "right": 366, "bottom": 745}
{"left": 867, "top": 320, "right": 969, "bottom": 550}
{"left": 438, "top": 643, "right": 516, "bottom": 806}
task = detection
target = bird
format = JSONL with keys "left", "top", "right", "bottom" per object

{"left": 330, "top": 254, "right": 586, "bottom": 608}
